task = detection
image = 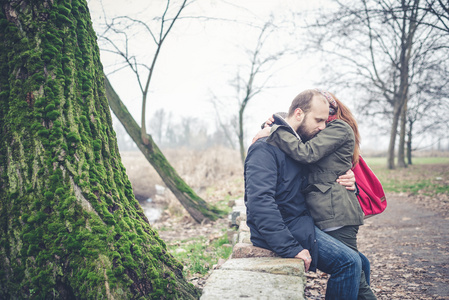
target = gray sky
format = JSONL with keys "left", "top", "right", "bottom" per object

{"left": 88, "top": 0, "right": 390, "bottom": 150}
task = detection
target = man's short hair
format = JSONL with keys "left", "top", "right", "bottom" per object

{"left": 288, "top": 89, "right": 324, "bottom": 117}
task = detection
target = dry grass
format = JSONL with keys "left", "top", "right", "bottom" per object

{"left": 120, "top": 146, "right": 244, "bottom": 217}
{"left": 362, "top": 149, "right": 449, "bottom": 158}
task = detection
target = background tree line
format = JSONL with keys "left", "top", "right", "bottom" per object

{"left": 114, "top": 108, "right": 232, "bottom": 151}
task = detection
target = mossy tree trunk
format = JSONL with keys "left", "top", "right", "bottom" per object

{"left": 0, "top": 1, "right": 200, "bottom": 299}
{"left": 104, "top": 78, "right": 225, "bottom": 224}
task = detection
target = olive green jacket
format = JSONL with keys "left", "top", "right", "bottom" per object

{"left": 266, "top": 118, "right": 364, "bottom": 230}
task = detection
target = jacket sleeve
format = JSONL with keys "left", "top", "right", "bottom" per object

{"left": 266, "top": 120, "right": 352, "bottom": 164}
{"left": 245, "top": 141, "right": 303, "bottom": 258}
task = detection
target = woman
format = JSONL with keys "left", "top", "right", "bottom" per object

{"left": 254, "top": 89, "right": 376, "bottom": 300}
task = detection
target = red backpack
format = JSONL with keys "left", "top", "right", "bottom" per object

{"left": 352, "top": 156, "right": 387, "bottom": 218}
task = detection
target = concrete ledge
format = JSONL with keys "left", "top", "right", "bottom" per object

{"left": 232, "top": 243, "right": 278, "bottom": 258}
{"left": 201, "top": 258, "right": 306, "bottom": 300}
{"left": 221, "top": 257, "right": 305, "bottom": 276}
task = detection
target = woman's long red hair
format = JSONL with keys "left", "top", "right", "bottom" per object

{"left": 330, "top": 93, "right": 360, "bottom": 166}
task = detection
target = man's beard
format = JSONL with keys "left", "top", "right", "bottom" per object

{"left": 297, "top": 120, "right": 317, "bottom": 142}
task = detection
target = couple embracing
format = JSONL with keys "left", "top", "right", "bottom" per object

{"left": 244, "top": 89, "right": 376, "bottom": 299}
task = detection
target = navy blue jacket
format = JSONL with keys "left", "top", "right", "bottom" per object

{"left": 244, "top": 120, "right": 318, "bottom": 271}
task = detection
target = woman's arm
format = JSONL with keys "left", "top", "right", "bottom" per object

{"left": 252, "top": 126, "right": 271, "bottom": 144}
{"left": 266, "top": 120, "right": 353, "bottom": 164}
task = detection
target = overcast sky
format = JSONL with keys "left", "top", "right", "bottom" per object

{"left": 87, "top": 0, "right": 391, "bottom": 150}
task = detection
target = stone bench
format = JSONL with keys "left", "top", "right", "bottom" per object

{"left": 200, "top": 199, "right": 306, "bottom": 300}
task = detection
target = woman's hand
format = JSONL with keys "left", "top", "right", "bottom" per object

{"left": 337, "top": 169, "right": 356, "bottom": 190}
{"left": 263, "top": 116, "right": 275, "bottom": 128}
{"left": 251, "top": 126, "right": 271, "bottom": 144}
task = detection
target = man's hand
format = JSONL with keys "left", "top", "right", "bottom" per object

{"left": 295, "top": 249, "right": 312, "bottom": 272}
{"left": 337, "top": 169, "right": 356, "bottom": 190}
{"left": 251, "top": 126, "right": 271, "bottom": 144}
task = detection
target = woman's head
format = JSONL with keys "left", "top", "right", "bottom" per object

{"left": 315, "top": 90, "right": 337, "bottom": 120}
{"left": 317, "top": 90, "right": 361, "bottom": 165}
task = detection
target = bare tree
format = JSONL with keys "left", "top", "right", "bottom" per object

{"left": 417, "top": 0, "right": 449, "bottom": 33}
{"left": 403, "top": 30, "right": 449, "bottom": 164}
{"left": 304, "top": 0, "right": 449, "bottom": 169}
{"left": 210, "top": 94, "right": 238, "bottom": 150}
{"left": 230, "top": 21, "right": 288, "bottom": 164}
{"left": 148, "top": 108, "right": 167, "bottom": 145}
{"left": 98, "top": 0, "right": 225, "bottom": 222}
{"left": 406, "top": 83, "right": 449, "bottom": 163}
{"left": 100, "top": 1, "right": 188, "bottom": 145}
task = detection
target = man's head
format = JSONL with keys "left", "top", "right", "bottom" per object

{"left": 286, "top": 89, "right": 329, "bottom": 141}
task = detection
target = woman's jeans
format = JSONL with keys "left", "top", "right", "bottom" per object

{"left": 325, "top": 226, "right": 376, "bottom": 300}
{"left": 315, "top": 227, "right": 364, "bottom": 300}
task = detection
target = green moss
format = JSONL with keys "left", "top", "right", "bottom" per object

{"left": 92, "top": 139, "right": 101, "bottom": 151}
{"left": 55, "top": 188, "right": 64, "bottom": 195}
{"left": 31, "top": 121, "right": 43, "bottom": 130}
{"left": 66, "top": 132, "right": 81, "bottom": 144}
{"left": 44, "top": 103, "right": 55, "bottom": 112}
{"left": 63, "top": 196, "right": 76, "bottom": 208}
{"left": 44, "top": 191, "right": 54, "bottom": 200}
{"left": 80, "top": 133, "right": 89, "bottom": 144}
{"left": 37, "top": 129, "right": 49, "bottom": 137}
{"left": 50, "top": 127, "right": 63, "bottom": 139}
{"left": 58, "top": 4, "right": 71, "bottom": 17}
{"left": 47, "top": 222, "right": 64, "bottom": 233}
{"left": 47, "top": 110, "right": 60, "bottom": 120}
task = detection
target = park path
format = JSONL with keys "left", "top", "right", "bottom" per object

{"left": 307, "top": 193, "right": 449, "bottom": 299}
{"left": 355, "top": 193, "right": 449, "bottom": 299}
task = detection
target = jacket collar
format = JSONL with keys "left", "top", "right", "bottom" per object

{"left": 272, "top": 113, "right": 301, "bottom": 141}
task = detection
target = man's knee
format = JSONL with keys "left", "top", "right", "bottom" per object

{"left": 347, "top": 250, "right": 362, "bottom": 268}
{"left": 337, "top": 248, "right": 362, "bottom": 276}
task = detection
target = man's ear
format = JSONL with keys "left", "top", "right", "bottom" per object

{"left": 294, "top": 108, "right": 304, "bottom": 121}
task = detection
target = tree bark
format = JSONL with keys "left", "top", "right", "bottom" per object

{"left": 407, "top": 119, "right": 413, "bottom": 165}
{"left": 387, "top": 102, "right": 401, "bottom": 169}
{"left": 0, "top": 1, "right": 200, "bottom": 299}
{"left": 105, "top": 77, "right": 225, "bottom": 223}
{"left": 388, "top": 0, "right": 418, "bottom": 169}
{"left": 397, "top": 100, "right": 408, "bottom": 168}
{"left": 238, "top": 106, "right": 246, "bottom": 164}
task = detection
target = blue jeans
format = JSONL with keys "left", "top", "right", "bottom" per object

{"left": 315, "top": 227, "right": 362, "bottom": 300}
{"left": 359, "top": 252, "right": 371, "bottom": 285}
